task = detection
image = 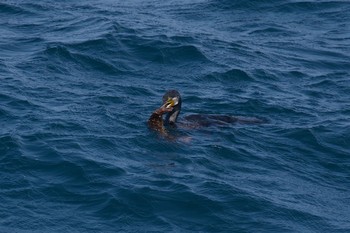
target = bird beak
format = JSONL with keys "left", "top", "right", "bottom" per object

{"left": 165, "top": 97, "right": 178, "bottom": 109}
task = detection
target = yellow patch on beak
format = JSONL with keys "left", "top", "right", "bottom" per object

{"left": 165, "top": 97, "right": 178, "bottom": 108}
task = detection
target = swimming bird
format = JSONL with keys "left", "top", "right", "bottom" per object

{"left": 148, "top": 90, "right": 265, "bottom": 137}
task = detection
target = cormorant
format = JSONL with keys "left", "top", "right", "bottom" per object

{"left": 148, "top": 90, "right": 265, "bottom": 138}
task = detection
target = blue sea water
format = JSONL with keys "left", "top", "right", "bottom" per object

{"left": 1, "top": 0, "right": 350, "bottom": 232}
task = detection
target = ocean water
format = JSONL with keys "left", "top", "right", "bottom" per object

{"left": 1, "top": 0, "right": 350, "bottom": 232}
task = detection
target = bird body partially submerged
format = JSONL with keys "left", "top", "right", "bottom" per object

{"left": 148, "top": 90, "right": 265, "bottom": 138}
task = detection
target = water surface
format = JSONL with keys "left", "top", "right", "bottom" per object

{"left": 1, "top": 0, "right": 350, "bottom": 232}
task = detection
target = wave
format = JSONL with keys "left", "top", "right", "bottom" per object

{"left": 248, "top": 26, "right": 294, "bottom": 36}
{"left": 0, "top": 92, "right": 43, "bottom": 121}
{"left": 206, "top": 0, "right": 279, "bottom": 11}
{"left": 208, "top": 0, "right": 350, "bottom": 13}
{"left": 117, "top": 36, "right": 209, "bottom": 64}
{"left": 201, "top": 69, "right": 254, "bottom": 83}
{"left": 0, "top": 134, "right": 21, "bottom": 161}
{"left": 42, "top": 44, "right": 125, "bottom": 75}
{"left": 0, "top": 2, "right": 33, "bottom": 15}
{"left": 35, "top": 30, "right": 209, "bottom": 77}
{"left": 276, "top": 1, "right": 350, "bottom": 13}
